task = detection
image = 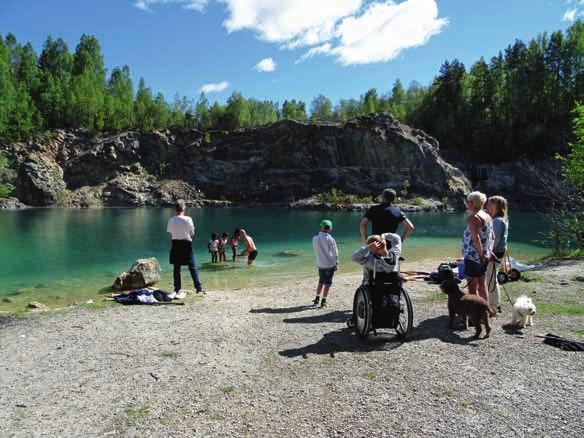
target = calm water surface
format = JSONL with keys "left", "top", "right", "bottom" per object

{"left": 0, "top": 208, "right": 549, "bottom": 310}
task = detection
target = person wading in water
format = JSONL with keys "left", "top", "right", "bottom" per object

{"left": 167, "top": 200, "right": 204, "bottom": 296}
{"left": 360, "top": 188, "right": 415, "bottom": 243}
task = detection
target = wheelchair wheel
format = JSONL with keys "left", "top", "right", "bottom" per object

{"left": 354, "top": 285, "right": 372, "bottom": 338}
{"left": 395, "top": 287, "right": 413, "bottom": 340}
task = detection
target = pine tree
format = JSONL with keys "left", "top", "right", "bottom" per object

{"left": 134, "top": 78, "right": 155, "bottom": 132}
{"left": 68, "top": 34, "right": 106, "bottom": 130}
{"left": 104, "top": 65, "right": 134, "bottom": 131}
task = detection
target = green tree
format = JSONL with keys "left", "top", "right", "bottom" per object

{"left": 68, "top": 34, "right": 106, "bottom": 130}
{"left": 310, "top": 94, "right": 333, "bottom": 120}
{"left": 564, "top": 102, "right": 584, "bottom": 187}
{"left": 0, "top": 37, "right": 17, "bottom": 141}
{"left": 360, "top": 88, "right": 379, "bottom": 115}
{"left": 432, "top": 59, "right": 466, "bottom": 151}
{"left": 0, "top": 152, "right": 13, "bottom": 198}
{"left": 224, "top": 92, "right": 251, "bottom": 129}
{"left": 0, "top": 36, "right": 39, "bottom": 141}
{"left": 37, "top": 36, "right": 73, "bottom": 128}
{"left": 134, "top": 78, "right": 155, "bottom": 132}
{"left": 335, "top": 98, "right": 360, "bottom": 120}
{"left": 208, "top": 101, "right": 225, "bottom": 130}
{"left": 194, "top": 93, "right": 210, "bottom": 128}
{"left": 387, "top": 80, "right": 406, "bottom": 120}
{"left": 282, "top": 99, "right": 307, "bottom": 120}
{"left": 153, "top": 92, "right": 170, "bottom": 128}
{"left": 104, "top": 65, "right": 134, "bottom": 131}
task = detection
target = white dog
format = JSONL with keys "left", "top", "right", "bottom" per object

{"left": 511, "top": 295, "right": 536, "bottom": 328}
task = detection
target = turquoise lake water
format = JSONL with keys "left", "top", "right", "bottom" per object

{"left": 0, "top": 208, "right": 550, "bottom": 310}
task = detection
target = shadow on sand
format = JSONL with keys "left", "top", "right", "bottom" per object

{"left": 283, "top": 310, "right": 353, "bottom": 324}
{"left": 279, "top": 327, "right": 404, "bottom": 358}
{"left": 249, "top": 305, "right": 315, "bottom": 314}
{"left": 406, "top": 315, "right": 479, "bottom": 346}
{"left": 278, "top": 313, "right": 481, "bottom": 359}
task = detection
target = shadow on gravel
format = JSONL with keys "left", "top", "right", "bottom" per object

{"left": 501, "top": 323, "right": 526, "bottom": 336}
{"left": 408, "top": 315, "right": 478, "bottom": 346}
{"left": 279, "top": 327, "right": 403, "bottom": 359}
{"left": 249, "top": 305, "right": 314, "bottom": 314}
{"left": 283, "top": 310, "right": 353, "bottom": 324}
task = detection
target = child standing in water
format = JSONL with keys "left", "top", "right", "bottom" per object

{"left": 312, "top": 219, "right": 339, "bottom": 308}
{"left": 218, "top": 232, "right": 229, "bottom": 263}
{"left": 230, "top": 228, "right": 240, "bottom": 262}
{"left": 208, "top": 233, "right": 219, "bottom": 263}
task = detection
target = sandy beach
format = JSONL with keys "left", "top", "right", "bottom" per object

{"left": 1, "top": 259, "right": 583, "bottom": 437}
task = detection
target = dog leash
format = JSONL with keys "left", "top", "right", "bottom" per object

{"left": 487, "top": 258, "right": 515, "bottom": 306}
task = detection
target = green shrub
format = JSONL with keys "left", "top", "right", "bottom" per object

{"left": 0, "top": 183, "right": 12, "bottom": 198}
{"left": 401, "top": 179, "right": 410, "bottom": 198}
{"left": 315, "top": 188, "right": 373, "bottom": 204}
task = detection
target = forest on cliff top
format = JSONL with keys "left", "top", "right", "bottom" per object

{"left": 1, "top": 22, "right": 584, "bottom": 163}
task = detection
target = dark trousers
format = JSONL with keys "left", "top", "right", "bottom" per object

{"left": 173, "top": 261, "right": 202, "bottom": 292}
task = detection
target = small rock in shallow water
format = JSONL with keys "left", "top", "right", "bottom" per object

{"left": 26, "top": 301, "right": 48, "bottom": 311}
{"left": 2, "top": 297, "right": 12, "bottom": 303}
{"left": 274, "top": 250, "right": 302, "bottom": 257}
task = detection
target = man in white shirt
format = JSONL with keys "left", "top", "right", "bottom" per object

{"left": 312, "top": 219, "right": 339, "bottom": 308}
{"left": 167, "top": 200, "right": 204, "bottom": 295}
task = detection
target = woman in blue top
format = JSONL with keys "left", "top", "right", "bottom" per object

{"left": 462, "top": 191, "right": 493, "bottom": 301}
{"left": 486, "top": 195, "right": 509, "bottom": 312}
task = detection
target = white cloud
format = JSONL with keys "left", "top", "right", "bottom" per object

{"left": 135, "top": 0, "right": 447, "bottom": 66}
{"left": 254, "top": 57, "right": 277, "bottom": 72}
{"left": 220, "top": 0, "right": 362, "bottom": 48}
{"left": 221, "top": 0, "right": 446, "bottom": 66}
{"left": 199, "top": 81, "right": 229, "bottom": 93}
{"left": 325, "top": 0, "right": 448, "bottom": 65}
{"left": 563, "top": 0, "right": 584, "bottom": 22}
{"left": 564, "top": 8, "right": 578, "bottom": 21}
{"left": 296, "top": 43, "right": 332, "bottom": 63}
{"left": 133, "top": 0, "right": 208, "bottom": 12}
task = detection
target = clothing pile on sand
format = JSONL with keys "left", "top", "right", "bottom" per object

{"left": 113, "top": 288, "right": 186, "bottom": 305}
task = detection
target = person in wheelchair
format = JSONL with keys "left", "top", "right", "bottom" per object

{"left": 349, "top": 233, "right": 411, "bottom": 337}
{"left": 351, "top": 233, "right": 402, "bottom": 284}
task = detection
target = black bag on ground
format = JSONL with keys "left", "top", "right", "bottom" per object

{"left": 437, "top": 263, "right": 454, "bottom": 282}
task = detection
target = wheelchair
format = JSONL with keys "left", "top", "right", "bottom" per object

{"left": 347, "top": 257, "right": 413, "bottom": 340}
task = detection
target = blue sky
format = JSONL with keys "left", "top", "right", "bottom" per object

{"left": 0, "top": 0, "right": 579, "bottom": 106}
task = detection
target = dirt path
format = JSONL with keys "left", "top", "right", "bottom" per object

{"left": 1, "top": 260, "right": 583, "bottom": 437}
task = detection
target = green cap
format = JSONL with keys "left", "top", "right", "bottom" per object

{"left": 320, "top": 219, "right": 333, "bottom": 230}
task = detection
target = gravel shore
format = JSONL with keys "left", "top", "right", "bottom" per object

{"left": 1, "top": 260, "right": 583, "bottom": 437}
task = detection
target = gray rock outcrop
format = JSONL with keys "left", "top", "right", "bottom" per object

{"left": 0, "top": 197, "right": 26, "bottom": 209}
{"left": 113, "top": 258, "right": 161, "bottom": 291}
{"left": 14, "top": 156, "right": 67, "bottom": 206}
{"left": 2, "top": 113, "right": 472, "bottom": 207}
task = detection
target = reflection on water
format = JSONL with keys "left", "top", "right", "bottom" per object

{"left": 0, "top": 208, "right": 549, "bottom": 310}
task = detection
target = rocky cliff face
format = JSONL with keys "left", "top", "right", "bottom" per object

{"left": 0, "top": 113, "right": 471, "bottom": 207}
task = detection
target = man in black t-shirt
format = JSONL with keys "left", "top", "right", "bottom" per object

{"left": 360, "top": 188, "right": 415, "bottom": 243}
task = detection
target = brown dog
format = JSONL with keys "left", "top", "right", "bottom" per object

{"left": 440, "top": 279, "right": 497, "bottom": 339}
